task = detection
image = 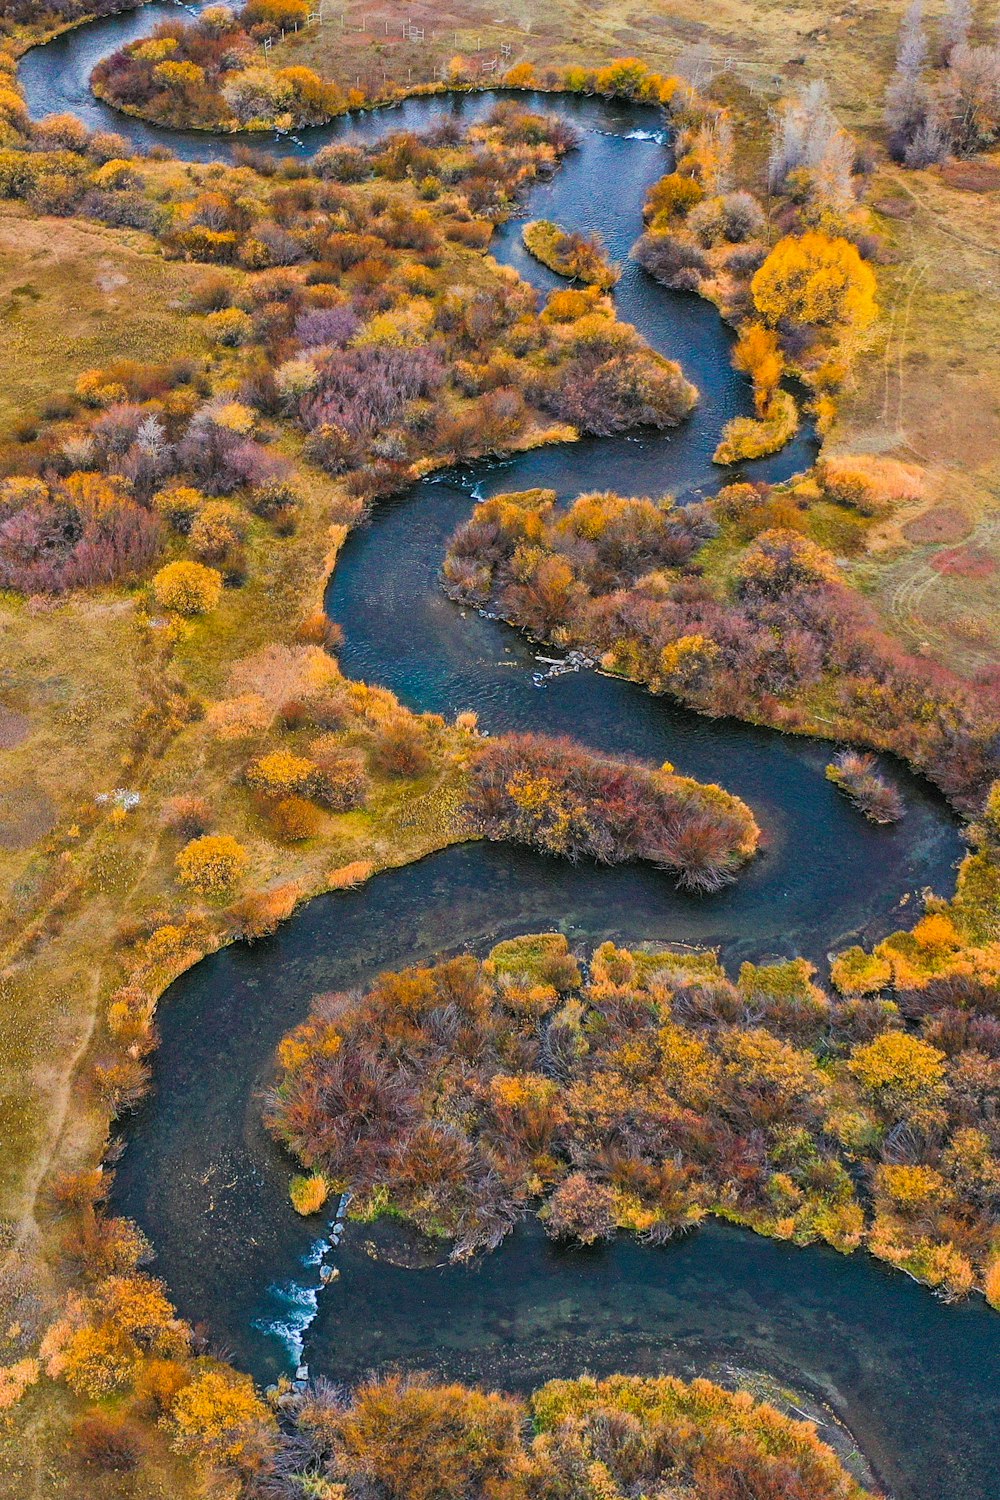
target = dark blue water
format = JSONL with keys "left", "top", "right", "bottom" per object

{"left": 109, "top": 846, "right": 1000, "bottom": 1500}
{"left": 21, "top": 14, "right": 996, "bottom": 1500}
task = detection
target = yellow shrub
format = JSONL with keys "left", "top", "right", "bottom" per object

{"left": 752, "top": 231, "right": 877, "bottom": 342}
{"left": 204, "top": 307, "right": 253, "bottom": 346}
{"left": 134, "top": 37, "right": 178, "bottom": 62}
{"left": 169, "top": 1367, "right": 277, "bottom": 1471}
{"left": 848, "top": 1031, "right": 947, "bottom": 1103}
{"left": 189, "top": 500, "right": 247, "bottom": 562}
{"left": 154, "top": 483, "right": 204, "bottom": 533}
{"left": 289, "top": 1173, "right": 329, "bottom": 1215}
{"left": 713, "top": 391, "right": 798, "bottom": 465}
{"left": 153, "top": 561, "right": 222, "bottom": 616}
{"left": 246, "top": 748, "right": 316, "bottom": 796}
{"left": 820, "top": 455, "right": 924, "bottom": 515}
{"left": 154, "top": 60, "right": 206, "bottom": 90}
{"left": 176, "top": 834, "right": 249, "bottom": 896}
{"left": 875, "top": 1163, "right": 947, "bottom": 1214}
{"left": 829, "top": 945, "right": 893, "bottom": 996}
{"left": 658, "top": 634, "right": 721, "bottom": 693}
{"left": 75, "top": 368, "right": 127, "bottom": 408}
{"left": 732, "top": 322, "right": 783, "bottom": 413}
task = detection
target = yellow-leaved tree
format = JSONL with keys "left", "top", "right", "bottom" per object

{"left": 169, "top": 1366, "right": 277, "bottom": 1477}
{"left": 751, "top": 231, "right": 877, "bottom": 351}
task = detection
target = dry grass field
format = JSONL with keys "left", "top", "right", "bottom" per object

{"left": 275, "top": 0, "right": 907, "bottom": 108}
{"left": 0, "top": 209, "right": 206, "bottom": 439}
{"left": 835, "top": 163, "right": 1000, "bottom": 673}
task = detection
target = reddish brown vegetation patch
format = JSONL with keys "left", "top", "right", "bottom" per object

{"left": 939, "top": 161, "right": 1000, "bottom": 194}
{"left": 902, "top": 505, "right": 973, "bottom": 545}
{"left": 931, "top": 546, "right": 997, "bottom": 579}
{"left": 872, "top": 196, "right": 916, "bottom": 219}
{"left": 0, "top": 704, "right": 30, "bottom": 749}
{"left": 0, "top": 782, "right": 56, "bottom": 849}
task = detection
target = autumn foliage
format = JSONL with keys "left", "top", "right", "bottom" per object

{"left": 523, "top": 218, "right": 618, "bottom": 289}
{"left": 268, "top": 927, "right": 1000, "bottom": 1296}
{"left": 273, "top": 1370, "right": 877, "bottom": 1500}
{"left": 153, "top": 559, "right": 222, "bottom": 615}
{"left": 466, "top": 732, "right": 759, "bottom": 892}
{"left": 92, "top": 12, "right": 344, "bottom": 132}
{"left": 444, "top": 486, "right": 1000, "bottom": 810}
{"left": 0, "top": 472, "right": 160, "bottom": 594}
{"left": 175, "top": 834, "right": 249, "bottom": 895}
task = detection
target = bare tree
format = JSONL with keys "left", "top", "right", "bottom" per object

{"left": 898, "top": 0, "right": 929, "bottom": 73}
{"left": 941, "top": 0, "right": 974, "bottom": 59}
{"left": 904, "top": 109, "right": 949, "bottom": 165}
{"left": 940, "top": 41, "right": 1000, "bottom": 153}
{"left": 769, "top": 81, "right": 855, "bottom": 204}
{"left": 886, "top": 0, "right": 932, "bottom": 157}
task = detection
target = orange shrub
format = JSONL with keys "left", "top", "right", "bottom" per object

{"left": 327, "top": 859, "right": 373, "bottom": 889}
{"left": 160, "top": 795, "right": 214, "bottom": 837}
{"left": 268, "top": 796, "right": 324, "bottom": 841}
{"left": 228, "top": 883, "right": 301, "bottom": 941}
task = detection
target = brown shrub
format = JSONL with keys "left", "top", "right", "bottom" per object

{"left": 73, "top": 1411, "right": 145, "bottom": 1473}
{"left": 310, "top": 741, "right": 371, "bottom": 810}
{"left": 372, "top": 717, "right": 432, "bottom": 778}
{"left": 161, "top": 794, "right": 214, "bottom": 837}
{"left": 295, "top": 610, "right": 344, "bottom": 651}
{"left": 541, "top": 1172, "right": 616, "bottom": 1244}
{"left": 269, "top": 796, "right": 325, "bottom": 841}
{"left": 228, "top": 882, "right": 301, "bottom": 940}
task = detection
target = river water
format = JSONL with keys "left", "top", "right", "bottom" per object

{"left": 19, "top": 14, "right": 999, "bottom": 1498}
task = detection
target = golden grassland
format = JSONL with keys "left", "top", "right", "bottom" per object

{"left": 0, "top": 208, "right": 206, "bottom": 439}
{"left": 835, "top": 161, "right": 1000, "bottom": 674}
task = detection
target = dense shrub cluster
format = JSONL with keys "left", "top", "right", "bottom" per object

{"left": 443, "top": 486, "right": 1000, "bottom": 809}
{"left": 0, "top": 96, "right": 697, "bottom": 524}
{"left": 0, "top": 372, "right": 290, "bottom": 594}
{"left": 0, "top": 0, "right": 137, "bottom": 33}
{"left": 39, "top": 1171, "right": 278, "bottom": 1484}
{"left": 466, "top": 732, "right": 759, "bottom": 891}
{"left": 827, "top": 750, "right": 905, "bottom": 824}
{"left": 522, "top": 217, "right": 618, "bottom": 288}
{"left": 201, "top": 646, "right": 456, "bottom": 843}
{"left": 92, "top": 10, "right": 344, "bottom": 131}
{"left": 271, "top": 1371, "right": 877, "bottom": 1500}
{"left": 0, "top": 471, "right": 160, "bottom": 593}
{"left": 268, "top": 927, "right": 1000, "bottom": 1297}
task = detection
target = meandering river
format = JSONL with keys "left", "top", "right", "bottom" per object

{"left": 19, "top": 12, "right": 1000, "bottom": 1498}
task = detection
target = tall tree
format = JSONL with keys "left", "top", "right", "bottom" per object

{"left": 942, "top": 0, "right": 974, "bottom": 59}
{"left": 885, "top": 0, "right": 933, "bottom": 159}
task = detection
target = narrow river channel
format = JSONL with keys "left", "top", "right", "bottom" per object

{"left": 19, "top": 13, "right": 997, "bottom": 1497}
